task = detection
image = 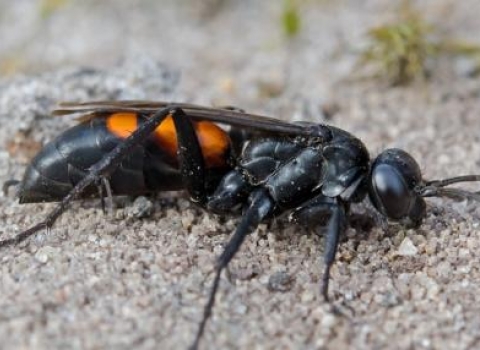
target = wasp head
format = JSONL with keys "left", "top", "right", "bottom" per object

{"left": 368, "top": 148, "right": 426, "bottom": 226}
{"left": 369, "top": 148, "right": 480, "bottom": 227}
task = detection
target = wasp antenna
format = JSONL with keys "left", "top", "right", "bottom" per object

{"left": 425, "top": 174, "right": 480, "bottom": 187}
{"left": 419, "top": 186, "right": 480, "bottom": 201}
{"left": 419, "top": 174, "right": 480, "bottom": 201}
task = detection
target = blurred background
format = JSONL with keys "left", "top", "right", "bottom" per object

{"left": 1, "top": 0, "right": 479, "bottom": 110}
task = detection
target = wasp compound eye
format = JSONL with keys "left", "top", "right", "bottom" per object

{"left": 369, "top": 148, "right": 423, "bottom": 220}
{"left": 370, "top": 164, "right": 410, "bottom": 218}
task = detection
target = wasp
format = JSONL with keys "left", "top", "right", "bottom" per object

{"left": 3, "top": 101, "right": 480, "bottom": 350}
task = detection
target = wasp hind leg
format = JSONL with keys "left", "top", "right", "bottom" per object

{"left": 95, "top": 177, "right": 114, "bottom": 216}
{"left": 0, "top": 106, "right": 177, "bottom": 249}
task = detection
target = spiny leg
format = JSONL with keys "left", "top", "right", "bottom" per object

{"left": 102, "top": 177, "right": 114, "bottom": 215}
{"left": 96, "top": 178, "right": 106, "bottom": 213}
{"left": 321, "top": 203, "right": 346, "bottom": 301}
{"left": 95, "top": 177, "right": 114, "bottom": 215}
{"left": 190, "top": 188, "right": 274, "bottom": 350}
{"left": 0, "top": 106, "right": 178, "bottom": 249}
{"left": 290, "top": 195, "right": 347, "bottom": 301}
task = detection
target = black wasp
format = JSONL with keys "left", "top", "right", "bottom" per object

{"left": 3, "top": 101, "right": 480, "bottom": 349}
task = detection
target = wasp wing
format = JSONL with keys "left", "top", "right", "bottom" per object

{"left": 53, "top": 101, "right": 320, "bottom": 137}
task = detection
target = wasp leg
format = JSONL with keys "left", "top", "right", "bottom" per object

{"left": 190, "top": 188, "right": 275, "bottom": 350}
{"left": 96, "top": 177, "right": 114, "bottom": 216}
{"left": 102, "top": 178, "right": 114, "bottom": 216}
{"left": 170, "top": 108, "right": 207, "bottom": 204}
{"left": 95, "top": 178, "right": 106, "bottom": 213}
{"left": 290, "top": 196, "right": 347, "bottom": 302}
{"left": 3, "top": 179, "right": 20, "bottom": 196}
{"left": 0, "top": 106, "right": 177, "bottom": 249}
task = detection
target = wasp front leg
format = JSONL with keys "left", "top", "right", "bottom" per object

{"left": 290, "top": 195, "right": 347, "bottom": 301}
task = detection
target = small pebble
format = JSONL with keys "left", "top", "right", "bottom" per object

{"left": 397, "top": 237, "right": 418, "bottom": 256}
{"left": 267, "top": 271, "right": 294, "bottom": 292}
{"left": 126, "top": 196, "right": 154, "bottom": 219}
{"left": 34, "top": 246, "right": 58, "bottom": 264}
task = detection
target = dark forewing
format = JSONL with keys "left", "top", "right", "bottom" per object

{"left": 53, "top": 101, "right": 319, "bottom": 137}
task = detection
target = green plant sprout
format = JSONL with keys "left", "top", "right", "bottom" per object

{"left": 39, "top": 0, "right": 69, "bottom": 19}
{"left": 359, "top": 1, "right": 480, "bottom": 85}
{"left": 281, "top": 0, "right": 302, "bottom": 38}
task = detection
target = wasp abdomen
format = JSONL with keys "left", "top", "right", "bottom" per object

{"left": 18, "top": 112, "right": 234, "bottom": 203}
{"left": 19, "top": 117, "right": 147, "bottom": 203}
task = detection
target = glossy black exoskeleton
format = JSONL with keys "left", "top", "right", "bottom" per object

{"left": 3, "top": 101, "right": 480, "bottom": 350}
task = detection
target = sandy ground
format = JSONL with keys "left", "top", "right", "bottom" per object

{"left": 1, "top": 1, "right": 480, "bottom": 349}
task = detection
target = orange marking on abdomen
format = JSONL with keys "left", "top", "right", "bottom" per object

{"left": 194, "top": 121, "right": 231, "bottom": 168}
{"left": 106, "top": 113, "right": 230, "bottom": 168}
{"left": 106, "top": 112, "right": 138, "bottom": 138}
{"left": 153, "top": 116, "right": 231, "bottom": 168}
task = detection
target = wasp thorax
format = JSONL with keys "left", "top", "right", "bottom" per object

{"left": 368, "top": 148, "right": 426, "bottom": 225}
